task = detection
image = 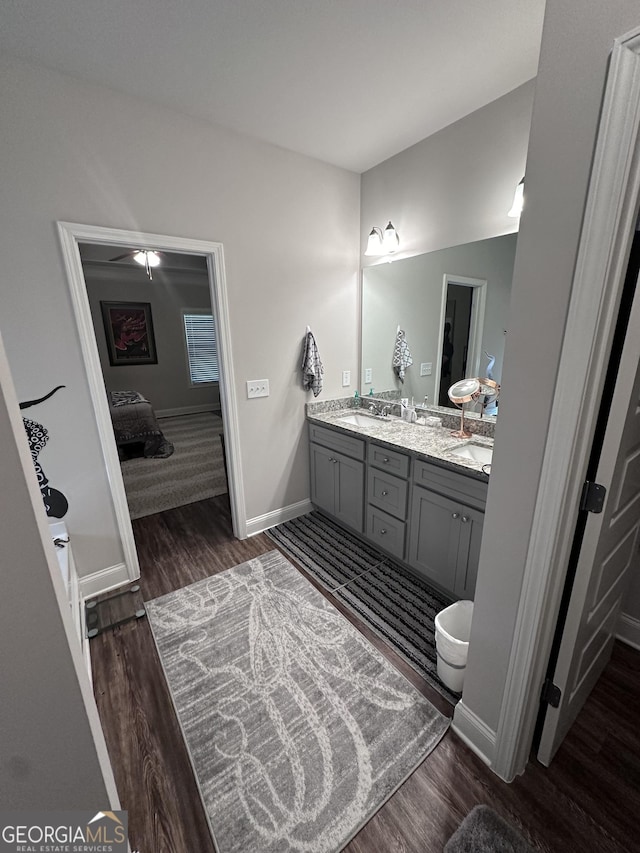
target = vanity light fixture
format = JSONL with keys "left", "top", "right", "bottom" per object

{"left": 365, "top": 221, "right": 400, "bottom": 256}
{"left": 508, "top": 177, "right": 525, "bottom": 218}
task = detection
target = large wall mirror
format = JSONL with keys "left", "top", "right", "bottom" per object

{"left": 361, "top": 233, "right": 517, "bottom": 415}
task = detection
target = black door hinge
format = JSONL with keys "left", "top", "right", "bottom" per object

{"left": 580, "top": 481, "right": 607, "bottom": 513}
{"left": 541, "top": 678, "right": 562, "bottom": 708}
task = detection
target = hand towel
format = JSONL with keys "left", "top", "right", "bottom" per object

{"left": 302, "top": 331, "right": 324, "bottom": 397}
{"left": 392, "top": 329, "right": 413, "bottom": 382}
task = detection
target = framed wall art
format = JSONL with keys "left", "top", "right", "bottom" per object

{"left": 100, "top": 301, "right": 158, "bottom": 366}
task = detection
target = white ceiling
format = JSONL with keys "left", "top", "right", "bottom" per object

{"left": 0, "top": 0, "right": 545, "bottom": 173}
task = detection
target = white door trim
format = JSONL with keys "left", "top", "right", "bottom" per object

{"left": 491, "top": 26, "right": 640, "bottom": 781}
{"left": 57, "top": 223, "right": 247, "bottom": 583}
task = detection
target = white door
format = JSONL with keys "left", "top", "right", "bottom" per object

{"left": 537, "top": 257, "right": 640, "bottom": 765}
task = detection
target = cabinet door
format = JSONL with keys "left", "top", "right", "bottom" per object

{"left": 408, "top": 487, "right": 460, "bottom": 592}
{"left": 454, "top": 507, "right": 484, "bottom": 599}
{"left": 310, "top": 443, "right": 337, "bottom": 515}
{"left": 335, "top": 454, "right": 364, "bottom": 532}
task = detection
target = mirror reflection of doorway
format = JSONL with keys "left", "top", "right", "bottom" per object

{"left": 439, "top": 284, "right": 473, "bottom": 405}
{"left": 438, "top": 274, "right": 487, "bottom": 407}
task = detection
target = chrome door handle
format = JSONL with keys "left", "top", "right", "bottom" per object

{"left": 462, "top": 515, "right": 470, "bottom": 523}
{"left": 452, "top": 512, "right": 460, "bottom": 519}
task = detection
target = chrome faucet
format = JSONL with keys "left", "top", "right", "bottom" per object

{"left": 367, "top": 398, "right": 397, "bottom": 417}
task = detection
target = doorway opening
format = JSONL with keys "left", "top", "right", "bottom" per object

{"left": 78, "top": 243, "right": 228, "bottom": 523}
{"left": 58, "top": 222, "right": 246, "bottom": 586}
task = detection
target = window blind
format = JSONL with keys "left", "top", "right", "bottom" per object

{"left": 183, "top": 312, "right": 219, "bottom": 384}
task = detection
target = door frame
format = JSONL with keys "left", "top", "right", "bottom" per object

{"left": 491, "top": 25, "right": 640, "bottom": 781}
{"left": 435, "top": 274, "right": 487, "bottom": 399}
{"left": 57, "top": 222, "right": 247, "bottom": 583}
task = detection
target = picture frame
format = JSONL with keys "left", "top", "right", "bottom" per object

{"left": 100, "top": 301, "right": 157, "bottom": 366}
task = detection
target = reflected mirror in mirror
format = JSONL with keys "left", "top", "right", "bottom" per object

{"left": 361, "top": 233, "right": 516, "bottom": 416}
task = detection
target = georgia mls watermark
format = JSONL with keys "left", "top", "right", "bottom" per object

{"left": 0, "top": 811, "right": 129, "bottom": 853}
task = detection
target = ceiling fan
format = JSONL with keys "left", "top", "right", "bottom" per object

{"left": 108, "top": 249, "right": 162, "bottom": 279}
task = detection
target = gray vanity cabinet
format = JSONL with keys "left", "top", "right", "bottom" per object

{"left": 365, "top": 443, "right": 410, "bottom": 560}
{"left": 408, "top": 460, "right": 487, "bottom": 599}
{"left": 309, "top": 425, "right": 365, "bottom": 532}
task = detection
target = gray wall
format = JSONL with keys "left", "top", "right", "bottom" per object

{"left": 85, "top": 264, "right": 220, "bottom": 412}
{"left": 0, "top": 56, "right": 360, "bottom": 577}
{"left": 0, "top": 332, "right": 118, "bottom": 809}
{"left": 361, "top": 234, "right": 516, "bottom": 403}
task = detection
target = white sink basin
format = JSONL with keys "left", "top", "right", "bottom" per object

{"left": 450, "top": 442, "right": 493, "bottom": 465}
{"left": 337, "top": 413, "right": 378, "bottom": 427}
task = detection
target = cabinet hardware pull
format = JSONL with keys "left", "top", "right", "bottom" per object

{"left": 452, "top": 512, "right": 460, "bottom": 519}
{"left": 381, "top": 490, "right": 389, "bottom": 496}
{"left": 380, "top": 529, "right": 387, "bottom": 535}
{"left": 462, "top": 516, "right": 470, "bottom": 523}
{"left": 383, "top": 457, "right": 390, "bottom": 463}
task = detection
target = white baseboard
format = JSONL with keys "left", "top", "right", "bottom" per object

{"left": 79, "top": 562, "right": 135, "bottom": 600}
{"left": 616, "top": 612, "right": 640, "bottom": 651}
{"left": 246, "top": 499, "right": 314, "bottom": 537}
{"left": 156, "top": 404, "right": 218, "bottom": 419}
{"left": 452, "top": 701, "right": 497, "bottom": 769}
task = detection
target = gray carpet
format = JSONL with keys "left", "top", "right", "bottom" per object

{"left": 445, "top": 805, "right": 535, "bottom": 852}
{"left": 146, "top": 550, "right": 449, "bottom": 853}
{"left": 266, "top": 512, "right": 459, "bottom": 704}
{"left": 121, "top": 412, "right": 227, "bottom": 519}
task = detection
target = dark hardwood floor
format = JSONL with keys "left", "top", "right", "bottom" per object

{"left": 90, "top": 495, "right": 640, "bottom": 852}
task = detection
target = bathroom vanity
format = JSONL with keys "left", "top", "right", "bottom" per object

{"left": 307, "top": 402, "right": 492, "bottom": 600}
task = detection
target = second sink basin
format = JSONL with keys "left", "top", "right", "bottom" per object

{"left": 449, "top": 442, "right": 493, "bottom": 464}
{"left": 337, "top": 413, "right": 379, "bottom": 427}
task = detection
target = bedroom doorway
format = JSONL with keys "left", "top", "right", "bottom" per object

{"left": 78, "top": 244, "right": 228, "bottom": 523}
{"left": 58, "top": 223, "right": 246, "bottom": 584}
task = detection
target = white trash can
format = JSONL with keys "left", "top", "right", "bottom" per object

{"left": 434, "top": 600, "right": 474, "bottom": 693}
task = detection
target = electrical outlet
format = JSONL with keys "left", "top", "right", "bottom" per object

{"left": 364, "top": 368, "right": 372, "bottom": 384}
{"left": 420, "top": 362, "right": 432, "bottom": 376}
{"left": 342, "top": 370, "right": 351, "bottom": 387}
{"left": 246, "top": 379, "right": 270, "bottom": 398}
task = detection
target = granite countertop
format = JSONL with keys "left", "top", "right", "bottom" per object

{"left": 307, "top": 407, "right": 492, "bottom": 480}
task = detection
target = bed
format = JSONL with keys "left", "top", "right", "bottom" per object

{"left": 108, "top": 390, "right": 174, "bottom": 459}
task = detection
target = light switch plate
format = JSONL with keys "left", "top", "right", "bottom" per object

{"left": 342, "top": 370, "right": 351, "bottom": 387}
{"left": 364, "top": 368, "right": 372, "bottom": 384}
{"left": 247, "top": 379, "right": 270, "bottom": 398}
{"left": 420, "top": 362, "right": 432, "bottom": 376}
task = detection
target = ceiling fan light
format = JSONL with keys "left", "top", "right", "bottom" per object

{"left": 133, "top": 250, "right": 161, "bottom": 267}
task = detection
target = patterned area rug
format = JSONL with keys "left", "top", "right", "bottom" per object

{"left": 121, "top": 412, "right": 226, "bottom": 519}
{"left": 146, "top": 551, "right": 449, "bottom": 853}
{"left": 266, "top": 512, "right": 459, "bottom": 704}
{"left": 444, "top": 805, "right": 535, "bottom": 852}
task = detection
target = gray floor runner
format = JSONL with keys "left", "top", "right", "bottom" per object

{"left": 266, "top": 511, "right": 459, "bottom": 704}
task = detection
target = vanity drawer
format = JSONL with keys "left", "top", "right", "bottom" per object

{"left": 366, "top": 505, "right": 406, "bottom": 560}
{"left": 309, "top": 423, "right": 365, "bottom": 460}
{"left": 413, "top": 458, "right": 488, "bottom": 510}
{"left": 367, "top": 468, "right": 408, "bottom": 520}
{"left": 368, "top": 443, "right": 410, "bottom": 478}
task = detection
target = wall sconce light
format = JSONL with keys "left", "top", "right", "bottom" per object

{"left": 508, "top": 177, "right": 525, "bottom": 218}
{"left": 365, "top": 221, "right": 400, "bottom": 256}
